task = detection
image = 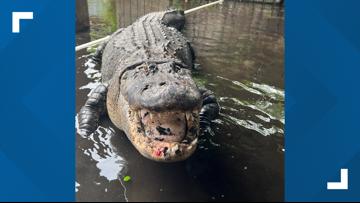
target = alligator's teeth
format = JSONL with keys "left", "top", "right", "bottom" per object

{"left": 140, "top": 109, "right": 146, "bottom": 118}
{"left": 185, "top": 111, "right": 193, "bottom": 122}
{"left": 191, "top": 138, "right": 198, "bottom": 145}
{"left": 172, "top": 144, "right": 179, "bottom": 153}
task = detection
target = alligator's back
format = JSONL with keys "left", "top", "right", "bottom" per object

{"left": 101, "top": 11, "right": 194, "bottom": 82}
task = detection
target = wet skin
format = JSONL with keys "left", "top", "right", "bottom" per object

{"left": 78, "top": 10, "right": 219, "bottom": 162}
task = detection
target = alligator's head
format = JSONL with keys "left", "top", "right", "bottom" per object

{"left": 107, "top": 61, "right": 202, "bottom": 162}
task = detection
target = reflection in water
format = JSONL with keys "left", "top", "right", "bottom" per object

{"left": 83, "top": 127, "right": 127, "bottom": 181}
{"left": 75, "top": 182, "right": 80, "bottom": 192}
{"left": 76, "top": 0, "right": 284, "bottom": 202}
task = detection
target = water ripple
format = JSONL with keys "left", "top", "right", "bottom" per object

{"left": 77, "top": 122, "right": 128, "bottom": 181}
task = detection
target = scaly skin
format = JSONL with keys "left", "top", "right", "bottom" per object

{"left": 79, "top": 10, "right": 219, "bottom": 162}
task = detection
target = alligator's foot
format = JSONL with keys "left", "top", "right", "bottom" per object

{"left": 78, "top": 84, "right": 108, "bottom": 136}
{"left": 199, "top": 87, "right": 220, "bottom": 131}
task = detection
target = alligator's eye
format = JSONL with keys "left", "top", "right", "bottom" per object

{"left": 148, "top": 63, "right": 158, "bottom": 74}
{"left": 142, "top": 84, "right": 150, "bottom": 93}
{"left": 149, "top": 63, "right": 157, "bottom": 70}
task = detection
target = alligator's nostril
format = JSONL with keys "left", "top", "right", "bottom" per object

{"left": 142, "top": 84, "right": 149, "bottom": 93}
{"left": 159, "top": 82, "right": 166, "bottom": 86}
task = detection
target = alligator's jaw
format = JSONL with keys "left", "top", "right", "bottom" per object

{"left": 107, "top": 89, "right": 201, "bottom": 162}
{"left": 127, "top": 107, "right": 200, "bottom": 162}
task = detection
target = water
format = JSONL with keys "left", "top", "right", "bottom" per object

{"left": 76, "top": 0, "right": 284, "bottom": 201}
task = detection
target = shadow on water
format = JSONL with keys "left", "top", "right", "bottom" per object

{"left": 76, "top": 0, "right": 284, "bottom": 201}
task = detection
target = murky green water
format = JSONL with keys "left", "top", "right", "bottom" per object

{"left": 76, "top": 0, "right": 284, "bottom": 201}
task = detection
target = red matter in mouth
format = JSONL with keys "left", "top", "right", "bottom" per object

{"left": 155, "top": 149, "right": 163, "bottom": 157}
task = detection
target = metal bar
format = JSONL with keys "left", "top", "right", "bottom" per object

{"left": 75, "top": 35, "right": 110, "bottom": 52}
{"left": 184, "top": 0, "right": 223, "bottom": 14}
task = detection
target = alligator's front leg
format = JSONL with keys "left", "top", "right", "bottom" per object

{"left": 199, "top": 87, "right": 220, "bottom": 130}
{"left": 78, "top": 84, "right": 108, "bottom": 136}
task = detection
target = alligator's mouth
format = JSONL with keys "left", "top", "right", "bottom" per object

{"left": 127, "top": 107, "right": 200, "bottom": 162}
{"left": 112, "top": 61, "right": 202, "bottom": 162}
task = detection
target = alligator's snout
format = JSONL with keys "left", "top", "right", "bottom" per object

{"left": 121, "top": 62, "right": 202, "bottom": 111}
{"left": 111, "top": 61, "right": 202, "bottom": 162}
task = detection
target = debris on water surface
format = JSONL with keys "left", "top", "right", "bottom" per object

{"left": 123, "top": 175, "right": 132, "bottom": 182}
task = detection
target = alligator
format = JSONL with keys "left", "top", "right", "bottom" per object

{"left": 78, "top": 10, "right": 219, "bottom": 162}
